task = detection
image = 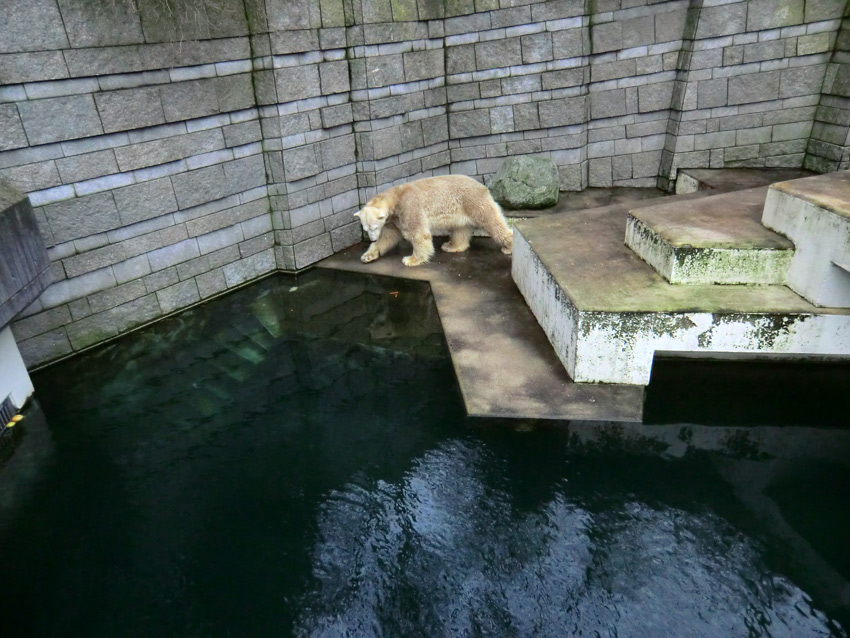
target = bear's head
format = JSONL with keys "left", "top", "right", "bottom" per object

{"left": 354, "top": 204, "right": 389, "bottom": 242}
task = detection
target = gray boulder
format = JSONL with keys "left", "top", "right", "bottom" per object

{"left": 488, "top": 156, "right": 560, "bottom": 210}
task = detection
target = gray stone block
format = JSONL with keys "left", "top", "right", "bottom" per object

{"left": 612, "top": 155, "right": 632, "bottom": 180}
{"left": 737, "top": 126, "right": 772, "bottom": 145}
{"left": 293, "top": 233, "right": 333, "bottom": 269}
{"left": 590, "top": 89, "right": 626, "bottom": 119}
{"left": 321, "top": 134, "right": 356, "bottom": 170}
{"left": 447, "top": 44, "right": 477, "bottom": 74}
{"left": 591, "top": 21, "right": 622, "bottom": 54}
{"left": 449, "top": 110, "right": 491, "bottom": 138}
{"left": 448, "top": 83, "right": 481, "bottom": 102}
{"left": 156, "top": 279, "right": 200, "bottom": 314}
{"left": 88, "top": 279, "right": 147, "bottom": 314}
{"left": 18, "top": 328, "right": 73, "bottom": 366}
{"left": 148, "top": 237, "right": 201, "bottom": 271}
{"left": 197, "top": 225, "right": 244, "bottom": 256}
{"left": 284, "top": 144, "right": 321, "bottom": 181}
{"left": 475, "top": 38, "right": 522, "bottom": 68}
{"left": 805, "top": 0, "right": 846, "bottom": 21}
{"left": 1, "top": 51, "right": 70, "bottom": 84}
{"left": 542, "top": 68, "right": 584, "bottom": 90}
{"left": 404, "top": 50, "right": 443, "bottom": 82}
{"left": 2, "top": 0, "right": 69, "bottom": 53}
{"left": 161, "top": 80, "right": 220, "bottom": 123}
{"left": 171, "top": 165, "right": 227, "bottom": 209}
{"left": 321, "top": 103, "right": 353, "bottom": 129}
{"left": 115, "top": 129, "right": 225, "bottom": 172}
{"left": 502, "top": 74, "right": 541, "bottom": 95}
{"left": 113, "top": 254, "right": 152, "bottom": 284}
{"left": 592, "top": 59, "right": 637, "bottom": 82}
{"left": 772, "top": 121, "right": 813, "bottom": 141}
{"left": 0, "top": 105, "right": 29, "bottom": 151}
{"left": 697, "top": 78, "right": 728, "bottom": 109}
{"left": 44, "top": 192, "right": 121, "bottom": 243}
{"left": 216, "top": 74, "right": 255, "bottom": 113}
{"left": 723, "top": 45, "right": 744, "bottom": 67}
{"left": 743, "top": 41, "right": 786, "bottom": 64}
{"left": 95, "top": 87, "right": 165, "bottom": 134}
{"left": 56, "top": 149, "right": 118, "bottom": 184}
{"left": 746, "top": 0, "right": 803, "bottom": 31}
{"left": 539, "top": 96, "right": 586, "bottom": 127}
{"left": 631, "top": 150, "right": 662, "bottom": 178}
{"left": 422, "top": 115, "right": 449, "bottom": 145}
{"left": 655, "top": 8, "right": 687, "bottom": 43}
{"left": 552, "top": 27, "right": 584, "bottom": 58}
{"left": 693, "top": 130, "right": 736, "bottom": 150}
{"left": 363, "top": 54, "right": 404, "bottom": 88}
{"left": 18, "top": 95, "right": 104, "bottom": 145}
{"left": 57, "top": 0, "right": 144, "bottom": 47}
{"left": 0, "top": 161, "right": 61, "bottom": 192}
{"left": 695, "top": 2, "right": 747, "bottom": 38}
{"left": 277, "top": 64, "right": 323, "bottom": 101}
{"left": 489, "top": 106, "right": 514, "bottom": 134}
{"left": 727, "top": 71, "right": 780, "bottom": 105}
{"left": 114, "top": 177, "right": 179, "bottom": 225}
{"left": 320, "top": 61, "right": 350, "bottom": 94}
{"left": 589, "top": 157, "right": 613, "bottom": 187}
{"left": 797, "top": 33, "right": 833, "bottom": 56}
{"left": 223, "top": 121, "right": 263, "bottom": 147}
{"left": 521, "top": 32, "right": 553, "bottom": 64}
{"left": 780, "top": 65, "right": 827, "bottom": 99}
{"left": 513, "top": 102, "right": 540, "bottom": 130}
{"left": 400, "top": 121, "right": 424, "bottom": 153}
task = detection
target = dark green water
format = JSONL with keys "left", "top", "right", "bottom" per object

{"left": 1, "top": 270, "right": 849, "bottom": 637}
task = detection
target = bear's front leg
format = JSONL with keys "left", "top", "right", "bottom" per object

{"left": 360, "top": 222, "right": 402, "bottom": 263}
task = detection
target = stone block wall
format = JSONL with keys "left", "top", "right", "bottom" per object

{"left": 0, "top": 0, "right": 848, "bottom": 368}
{"left": 806, "top": 12, "right": 850, "bottom": 172}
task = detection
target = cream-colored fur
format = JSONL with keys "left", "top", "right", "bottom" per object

{"left": 354, "top": 175, "right": 513, "bottom": 267}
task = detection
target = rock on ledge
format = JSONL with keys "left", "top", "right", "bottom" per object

{"left": 489, "top": 156, "right": 560, "bottom": 210}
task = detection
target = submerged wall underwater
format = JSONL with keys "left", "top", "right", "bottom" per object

{"left": 1, "top": 0, "right": 850, "bottom": 367}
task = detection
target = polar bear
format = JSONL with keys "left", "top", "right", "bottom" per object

{"left": 354, "top": 174, "right": 513, "bottom": 267}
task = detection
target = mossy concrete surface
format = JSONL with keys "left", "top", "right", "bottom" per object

{"left": 626, "top": 187, "right": 795, "bottom": 285}
{"left": 513, "top": 176, "right": 850, "bottom": 385}
{"left": 318, "top": 238, "right": 644, "bottom": 422}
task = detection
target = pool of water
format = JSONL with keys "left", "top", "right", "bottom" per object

{"left": 1, "top": 270, "right": 849, "bottom": 637}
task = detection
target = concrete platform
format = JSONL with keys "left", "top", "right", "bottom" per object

{"left": 513, "top": 193, "right": 850, "bottom": 385}
{"left": 319, "top": 239, "right": 645, "bottom": 422}
{"left": 626, "top": 187, "right": 795, "bottom": 285}
{"left": 676, "top": 167, "right": 814, "bottom": 193}
{"left": 764, "top": 171, "right": 850, "bottom": 307}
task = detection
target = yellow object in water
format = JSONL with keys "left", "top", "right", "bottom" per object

{"left": 5, "top": 421, "right": 14, "bottom": 428}
{"left": 11, "top": 415, "right": 22, "bottom": 422}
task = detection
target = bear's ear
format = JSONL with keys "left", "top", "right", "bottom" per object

{"left": 376, "top": 209, "right": 388, "bottom": 220}
{"left": 353, "top": 210, "right": 360, "bottom": 218}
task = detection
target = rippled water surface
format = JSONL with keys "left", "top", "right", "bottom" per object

{"left": 1, "top": 270, "right": 849, "bottom": 637}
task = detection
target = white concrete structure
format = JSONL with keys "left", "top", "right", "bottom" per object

{"left": 763, "top": 174, "right": 850, "bottom": 308}
{"left": 512, "top": 171, "right": 850, "bottom": 387}
{"left": 0, "top": 327, "right": 34, "bottom": 410}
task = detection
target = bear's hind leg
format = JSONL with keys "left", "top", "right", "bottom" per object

{"left": 402, "top": 231, "right": 434, "bottom": 267}
{"left": 441, "top": 226, "right": 473, "bottom": 253}
{"left": 482, "top": 215, "right": 514, "bottom": 255}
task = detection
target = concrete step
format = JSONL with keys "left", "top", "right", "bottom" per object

{"left": 625, "top": 187, "right": 795, "bottom": 285}
{"left": 513, "top": 194, "right": 850, "bottom": 386}
{"left": 763, "top": 171, "right": 850, "bottom": 308}
{"left": 675, "top": 167, "right": 814, "bottom": 194}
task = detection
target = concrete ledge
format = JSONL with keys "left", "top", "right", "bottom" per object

{"left": 625, "top": 187, "right": 794, "bottom": 285}
{"left": 764, "top": 171, "right": 850, "bottom": 307}
{"left": 513, "top": 195, "right": 850, "bottom": 385}
{"left": 318, "top": 239, "right": 644, "bottom": 422}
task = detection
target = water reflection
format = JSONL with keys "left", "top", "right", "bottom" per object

{"left": 297, "top": 432, "right": 847, "bottom": 637}
{"left": 1, "top": 271, "right": 847, "bottom": 637}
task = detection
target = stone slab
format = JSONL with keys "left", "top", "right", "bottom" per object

{"left": 513, "top": 192, "right": 850, "bottom": 386}
{"left": 318, "top": 239, "right": 644, "bottom": 422}
{"left": 626, "top": 187, "right": 795, "bottom": 285}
